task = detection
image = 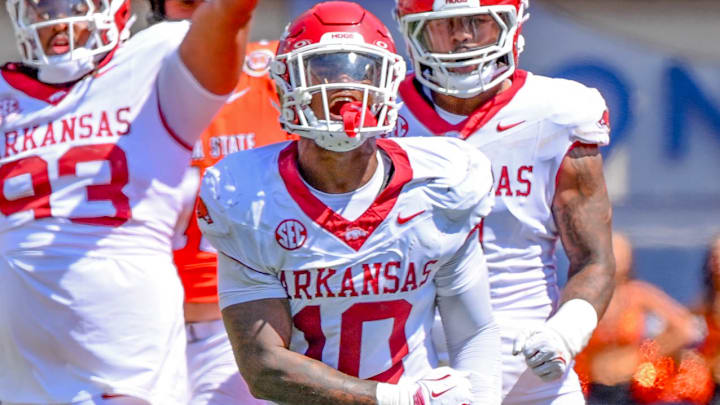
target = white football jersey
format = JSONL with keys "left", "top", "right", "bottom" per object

{"left": 0, "top": 22, "right": 197, "bottom": 403}
{"left": 0, "top": 21, "right": 193, "bottom": 255}
{"left": 393, "top": 70, "right": 609, "bottom": 311}
{"left": 198, "top": 137, "right": 494, "bottom": 384}
{"left": 391, "top": 70, "right": 610, "bottom": 401}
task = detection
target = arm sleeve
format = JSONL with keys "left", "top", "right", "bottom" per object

{"left": 217, "top": 252, "right": 289, "bottom": 310}
{"left": 157, "top": 49, "right": 229, "bottom": 148}
{"left": 436, "top": 270, "right": 501, "bottom": 404}
{"left": 433, "top": 226, "right": 488, "bottom": 297}
{"left": 434, "top": 229, "right": 501, "bottom": 404}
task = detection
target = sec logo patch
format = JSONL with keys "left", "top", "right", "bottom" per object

{"left": 275, "top": 219, "right": 307, "bottom": 250}
{"left": 391, "top": 115, "right": 409, "bottom": 137}
{"left": 0, "top": 95, "right": 21, "bottom": 125}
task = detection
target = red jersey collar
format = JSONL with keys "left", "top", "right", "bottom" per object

{"left": 398, "top": 69, "right": 528, "bottom": 139}
{"left": 0, "top": 48, "right": 118, "bottom": 106}
{"left": 278, "top": 138, "right": 413, "bottom": 251}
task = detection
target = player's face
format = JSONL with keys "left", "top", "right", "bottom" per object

{"left": 421, "top": 13, "right": 501, "bottom": 73}
{"left": 163, "top": 0, "right": 203, "bottom": 20}
{"left": 304, "top": 52, "right": 383, "bottom": 121}
{"left": 24, "top": 0, "right": 95, "bottom": 56}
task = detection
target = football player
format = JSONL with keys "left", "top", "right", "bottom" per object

{"left": 392, "top": 0, "right": 616, "bottom": 404}
{"left": 0, "top": 0, "right": 257, "bottom": 403}
{"left": 145, "top": 0, "right": 289, "bottom": 404}
{"left": 197, "top": 2, "right": 502, "bottom": 404}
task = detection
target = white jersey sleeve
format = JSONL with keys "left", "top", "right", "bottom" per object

{"left": 217, "top": 253, "right": 288, "bottom": 309}
{"left": 434, "top": 227, "right": 489, "bottom": 297}
{"left": 547, "top": 78, "right": 610, "bottom": 146}
{"left": 157, "top": 47, "right": 229, "bottom": 147}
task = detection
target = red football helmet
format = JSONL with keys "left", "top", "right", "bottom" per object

{"left": 395, "top": 0, "right": 528, "bottom": 98}
{"left": 6, "top": 0, "right": 132, "bottom": 82}
{"left": 271, "top": 1, "right": 406, "bottom": 152}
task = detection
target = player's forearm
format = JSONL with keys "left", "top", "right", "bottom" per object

{"left": 561, "top": 260, "right": 615, "bottom": 318}
{"left": 241, "top": 345, "right": 378, "bottom": 405}
{"left": 553, "top": 144, "right": 615, "bottom": 317}
{"left": 179, "top": 0, "right": 256, "bottom": 94}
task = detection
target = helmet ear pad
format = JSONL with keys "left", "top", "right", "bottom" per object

{"left": 272, "top": 1, "right": 407, "bottom": 152}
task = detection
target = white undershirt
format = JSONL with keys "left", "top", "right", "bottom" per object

{"left": 435, "top": 105, "right": 468, "bottom": 125}
{"left": 305, "top": 151, "right": 391, "bottom": 221}
{"left": 422, "top": 85, "right": 468, "bottom": 125}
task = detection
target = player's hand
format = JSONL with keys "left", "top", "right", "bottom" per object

{"left": 413, "top": 367, "right": 474, "bottom": 405}
{"left": 512, "top": 325, "right": 571, "bottom": 382}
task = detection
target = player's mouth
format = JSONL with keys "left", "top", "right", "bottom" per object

{"left": 447, "top": 54, "right": 478, "bottom": 74}
{"left": 49, "top": 34, "right": 71, "bottom": 55}
{"left": 328, "top": 94, "right": 360, "bottom": 120}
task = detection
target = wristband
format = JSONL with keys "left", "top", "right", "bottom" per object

{"left": 376, "top": 382, "right": 416, "bottom": 405}
{"left": 545, "top": 299, "right": 598, "bottom": 357}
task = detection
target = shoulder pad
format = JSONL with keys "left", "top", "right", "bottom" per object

{"left": 535, "top": 76, "right": 610, "bottom": 146}
{"left": 400, "top": 137, "right": 495, "bottom": 222}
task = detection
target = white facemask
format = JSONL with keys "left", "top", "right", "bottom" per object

{"left": 37, "top": 47, "right": 97, "bottom": 84}
{"left": 426, "top": 61, "right": 507, "bottom": 99}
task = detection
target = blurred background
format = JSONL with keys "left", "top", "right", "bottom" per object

{"left": 2, "top": 0, "right": 720, "bottom": 402}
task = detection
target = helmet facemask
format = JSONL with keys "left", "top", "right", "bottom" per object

{"left": 273, "top": 42, "right": 406, "bottom": 152}
{"left": 399, "top": 5, "right": 520, "bottom": 98}
{"left": 6, "top": 0, "right": 129, "bottom": 83}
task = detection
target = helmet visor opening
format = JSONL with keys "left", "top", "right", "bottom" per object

{"left": 418, "top": 12, "right": 508, "bottom": 58}
{"left": 21, "top": 0, "right": 102, "bottom": 24}
{"left": 303, "top": 51, "right": 385, "bottom": 88}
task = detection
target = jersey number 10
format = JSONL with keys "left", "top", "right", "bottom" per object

{"left": 293, "top": 299, "right": 412, "bottom": 384}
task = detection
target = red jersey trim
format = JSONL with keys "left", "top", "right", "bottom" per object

{"left": 0, "top": 63, "right": 73, "bottom": 105}
{"left": 156, "top": 81, "right": 193, "bottom": 151}
{"left": 278, "top": 138, "right": 413, "bottom": 251}
{"left": 398, "top": 70, "right": 528, "bottom": 139}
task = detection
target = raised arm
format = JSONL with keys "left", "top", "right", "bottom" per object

{"left": 180, "top": 0, "right": 257, "bottom": 94}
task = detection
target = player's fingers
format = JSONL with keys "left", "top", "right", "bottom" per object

{"left": 526, "top": 349, "right": 554, "bottom": 368}
{"left": 533, "top": 360, "right": 565, "bottom": 382}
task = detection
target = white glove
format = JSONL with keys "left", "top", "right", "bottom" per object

{"left": 512, "top": 299, "right": 598, "bottom": 382}
{"left": 512, "top": 325, "right": 570, "bottom": 382}
{"left": 376, "top": 367, "right": 473, "bottom": 405}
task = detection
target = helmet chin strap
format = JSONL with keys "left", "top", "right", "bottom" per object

{"left": 38, "top": 47, "right": 97, "bottom": 84}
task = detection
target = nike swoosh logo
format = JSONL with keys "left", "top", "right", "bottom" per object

{"left": 397, "top": 210, "right": 425, "bottom": 225}
{"left": 226, "top": 87, "right": 250, "bottom": 104}
{"left": 496, "top": 120, "right": 526, "bottom": 132}
{"left": 431, "top": 386, "right": 455, "bottom": 398}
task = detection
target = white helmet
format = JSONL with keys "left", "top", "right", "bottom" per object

{"left": 396, "top": 0, "right": 529, "bottom": 98}
{"left": 271, "top": 1, "right": 406, "bottom": 152}
{"left": 6, "top": 0, "right": 132, "bottom": 83}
